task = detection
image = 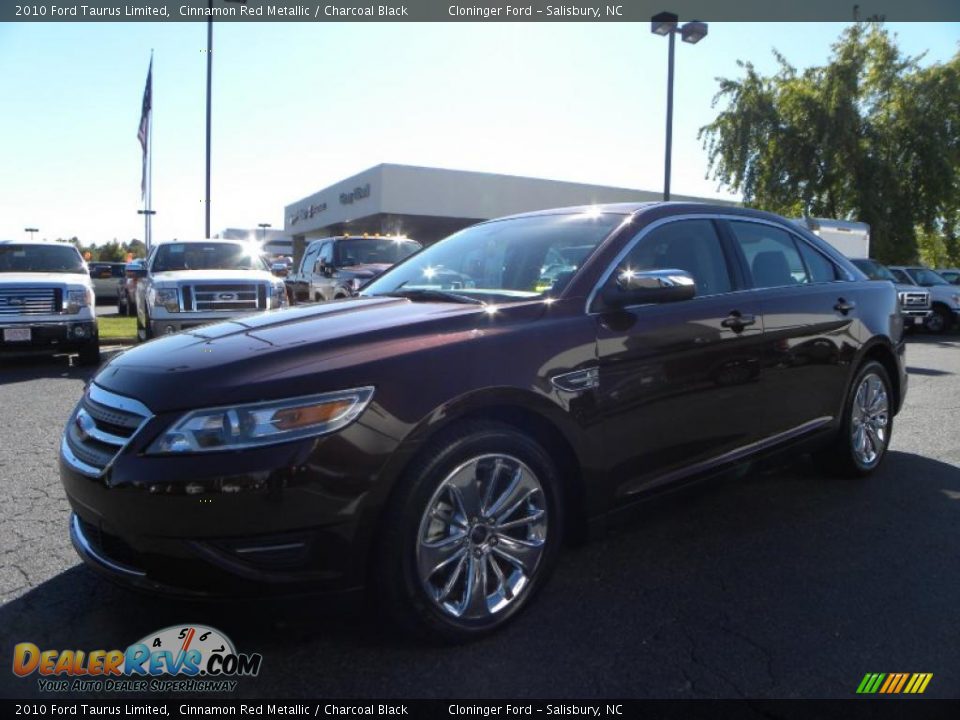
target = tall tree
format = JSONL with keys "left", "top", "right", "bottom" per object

{"left": 699, "top": 23, "right": 960, "bottom": 264}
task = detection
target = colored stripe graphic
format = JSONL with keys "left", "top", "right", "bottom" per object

{"left": 857, "top": 673, "right": 933, "bottom": 694}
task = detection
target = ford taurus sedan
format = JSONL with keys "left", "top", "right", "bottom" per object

{"left": 60, "top": 203, "right": 907, "bottom": 641}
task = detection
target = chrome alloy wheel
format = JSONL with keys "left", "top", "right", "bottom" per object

{"left": 851, "top": 372, "right": 889, "bottom": 467}
{"left": 415, "top": 454, "right": 548, "bottom": 621}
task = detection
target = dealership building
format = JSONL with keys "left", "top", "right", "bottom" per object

{"left": 284, "top": 164, "right": 730, "bottom": 261}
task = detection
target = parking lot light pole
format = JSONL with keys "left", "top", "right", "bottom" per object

{"left": 24, "top": 227, "right": 39, "bottom": 241}
{"left": 205, "top": 0, "right": 247, "bottom": 240}
{"left": 258, "top": 223, "right": 271, "bottom": 243}
{"left": 651, "top": 12, "right": 708, "bottom": 202}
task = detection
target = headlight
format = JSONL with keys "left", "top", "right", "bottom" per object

{"left": 151, "top": 288, "right": 179, "bottom": 312}
{"left": 270, "top": 284, "right": 288, "bottom": 309}
{"left": 65, "top": 288, "right": 93, "bottom": 314}
{"left": 952, "top": 294, "right": 960, "bottom": 307}
{"left": 146, "top": 387, "right": 374, "bottom": 454}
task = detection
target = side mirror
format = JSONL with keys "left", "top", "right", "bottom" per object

{"left": 600, "top": 268, "right": 696, "bottom": 309}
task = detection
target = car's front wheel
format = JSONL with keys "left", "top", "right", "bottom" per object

{"left": 924, "top": 305, "right": 952, "bottom": 334}
{"left": 376, "top": 422, "right": 563, "bottom": 642}
{"left": 136, "top": 312, "right": 153, "bottom": 343}
{"left": 76, "top": 342, "right": 101, "bottom": 367}
{"left": 814, "top": 360, "right": 893, "bottom": 477}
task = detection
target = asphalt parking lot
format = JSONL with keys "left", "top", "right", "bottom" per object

{"left": 1, "top": 334, "right": 959, "bottom": 700}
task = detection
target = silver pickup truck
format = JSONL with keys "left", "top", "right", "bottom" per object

{"left": 133, "top": 239, "right": 288, "bottom": 341}
{"left": 0, "top": 239, "right": 100, "bottom": 365}
{"left": 849, "top": 259, "right": 932, "bottom": 330}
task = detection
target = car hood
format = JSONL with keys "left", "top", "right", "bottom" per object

{"left": 339, "top": 263, "right": 392, "bottom": 278}
{"left": 0, "top": 272, "right": 90, "bottom": 287}
{"left": 93, "top": 296, "right": 541, "bottom": 413}
{"left": 894, "top": 283, "right": 929, "bottom": 294}
{"left": 150, "top": 269, "right": 276, "bottom": 284}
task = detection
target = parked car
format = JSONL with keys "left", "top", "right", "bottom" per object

{"left": 936, "top": 268, "right": 960, "bottom": 285}
{"left": 132, "top": 239, "right": 288, "bottom": 341}
{"left": 285, "top": 235, "right": 421, "bottom": 304}
{"left": 1, "top": 240, "right": 100, "bottom": 365}
{"left": 849, "top": 258, "right": 931, "bottom": 329}
{"left": 60, "top": 203, "right": 906, "bottom": 641}
{"left": 116, "top": 260, "right": 144, "bottom": 317}
{"left": 887, "top": 266, "right": 960, "bottom": 333}
{"left": 87, "top": 262, "right": 126, "bottom": 304}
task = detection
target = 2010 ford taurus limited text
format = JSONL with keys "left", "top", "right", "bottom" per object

{"left": 60, "top": 203, "right": 907, "bottom": 641}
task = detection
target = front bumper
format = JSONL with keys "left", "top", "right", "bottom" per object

{"left": 0, "top": 320, "right": 97, "bottom": 355}
{"left": 149, "top": 318, "right": 218, "bottom": 336}
{"left": 59, "top": 414, "right": 391, "bottom": 597}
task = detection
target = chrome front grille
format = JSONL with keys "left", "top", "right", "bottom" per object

{"left": 185, "top": 283, "right": 265, "bottom": 312}
{"left": 0, "top": 287, "right": 59, "bottom": 315}
{"left": 62, "top": 384, "right": 152, "bottom": 476}
{"left": 898, "top": 291, "right": 930, "bottom": 310}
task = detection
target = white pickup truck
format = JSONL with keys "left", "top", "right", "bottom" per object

{"left": 0, "top": 239, "right": 100, "bottom": 365}
{"left": 133, "top": 239, "right": 288, "bottom": 341}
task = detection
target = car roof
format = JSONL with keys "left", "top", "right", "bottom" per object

{"left": 487, "top": 201, "right": 793, "bottom": 225}
{"left": 306, "top": 235, "right": 416, "bottom": 243}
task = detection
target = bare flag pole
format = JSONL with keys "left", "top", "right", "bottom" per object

{"left": 147, "top": 49, "right": 153, "bottom": 251}
{"left": 138, "top": 51, "right": 154, "bottom": 252}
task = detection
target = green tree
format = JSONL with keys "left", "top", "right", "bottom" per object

{"left": 97, "top": 240, "right": 126, "bottom": 262}
{"left": 699, "top": 23, "right": 960, "bottom": 265}
{"left": 123, "top": 238, "right": 147, "bottom": 259}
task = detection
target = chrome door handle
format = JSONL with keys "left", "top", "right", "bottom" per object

{"left": 834, "top": 298, "right": 857, "bottom": 314}
{"left": 721, "top": 312, "right": 756, "bottom": 331}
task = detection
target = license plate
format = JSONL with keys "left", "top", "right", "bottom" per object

{"left": 3, "top": 328, "right": 31, "bottom": 342}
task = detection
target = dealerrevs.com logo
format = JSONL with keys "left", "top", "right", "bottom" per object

{"left": 12, "top": 624, "right": 262, "bottom": 693}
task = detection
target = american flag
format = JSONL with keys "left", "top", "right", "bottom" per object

{"left": 137, "top": 58, "right": 152, "bottom": 198}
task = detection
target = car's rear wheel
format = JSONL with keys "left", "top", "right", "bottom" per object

{"left": 814, "top": 360, "right": 893, "bottom": 477}
{"left": 375, "top": 422, "right": 562, "bottom": 643}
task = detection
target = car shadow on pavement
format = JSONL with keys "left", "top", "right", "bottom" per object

{"left": 2, "top": 451, "right": 960, "bottom": 699}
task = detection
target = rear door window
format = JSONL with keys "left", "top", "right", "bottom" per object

{"left": 796, "top": 241, "right": 838, "bottom": 283}
{"left": 728, "top": 221, "right": 810, "bottom": 289}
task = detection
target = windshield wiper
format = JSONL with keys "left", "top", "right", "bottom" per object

{"left": 379, "top": 289, "right": 484, "bottom": 305}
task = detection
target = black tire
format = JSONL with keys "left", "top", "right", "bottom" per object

{"left": 813, "top": 360, "right": 893, "bottom": 478}
{"left": 374, "top": 421, "right": 563, "bottom": 643}
{"left": 924, "top": 305, "right": 952, "bottom": 334}
{"left": 76, "top": 342, "right": 101, "bottom": 367}
{"left": 136, "top": 313, "right": 153, "bottom": 343}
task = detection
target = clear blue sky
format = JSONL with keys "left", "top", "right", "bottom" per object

{"left": 0, "top": 21, "right": 957, "bottom": 245}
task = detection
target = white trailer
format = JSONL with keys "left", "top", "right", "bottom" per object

{"left": 792, "top": 217, "right": 870, "bottom": 258}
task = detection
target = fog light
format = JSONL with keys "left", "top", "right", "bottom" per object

{"left": 72, "top": 325, "right": 88, "bottom": 338}
{"left": 164, "top": 325, "right": 176, "bottom": 335}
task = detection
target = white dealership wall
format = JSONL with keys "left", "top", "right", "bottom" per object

{"left": 284, "top": 163, "right": 731, "bottom": 261}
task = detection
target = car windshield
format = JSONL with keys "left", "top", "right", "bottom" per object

{"left": 908, "top": 268, "right": 949, "bottom": 286}
{"left": 152, "top": 243, "right": 267, "bottom": 272}
{"left": 0, "top": 244, "right": 86, "bottom": 274}
{"left": 852, "top": 259, "right": 896, "bottom": 281}
{"left": 362, "top": 212, "right": 625, "bottom": 303}
{"left": 335, "top": 239, "right": 422, "bottom": 266}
